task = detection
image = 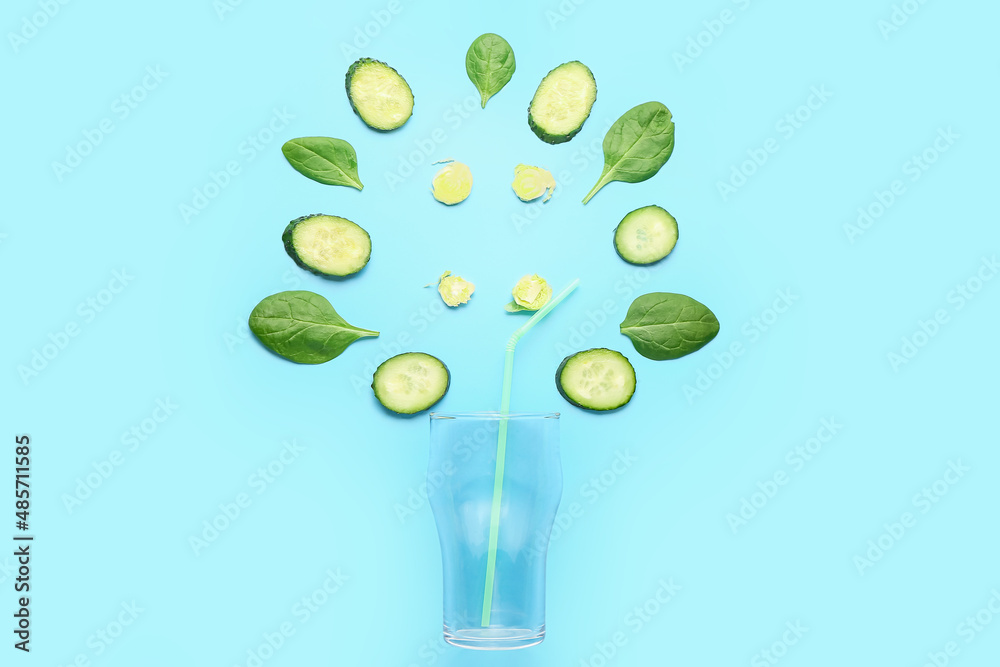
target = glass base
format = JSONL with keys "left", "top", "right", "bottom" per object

{"left": 444, "top": 625, "right": 544, "bottom": 650}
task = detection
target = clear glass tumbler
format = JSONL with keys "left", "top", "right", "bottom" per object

{"left": 428, "top": 412, "right": 562, "bottom": 650}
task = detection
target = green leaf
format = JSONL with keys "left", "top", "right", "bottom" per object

{"left": 619, "top": 293, "right": 718, "bottom": 360}
{"left": 466, "top": 33, "right": 515, "bottom": 108}
{"left": 248, "top": 291, "right": 378, "bottom": 364}
{"left": 504, "top": 300, "right": 530, "bottom": 312}
{"left": 281, "top": 137, "right": 364, "bottom": 189}
{"left": 582, "top": 102, "right": 675, "bottom": 204}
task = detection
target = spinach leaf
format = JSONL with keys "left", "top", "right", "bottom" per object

{"left": 466, "top": 33, "right": 516, "bottom": 109}
{"left": 249, "top": 291, "right": 378, "bottom": 364}
{"left": 281, "top": 137, "right": 364, "bottom": 190}
{"left": 619, "top": 292, "right": 718, "bottom": 360}
{"left": 582, "top": 102, "right": 675, "bottom": 204}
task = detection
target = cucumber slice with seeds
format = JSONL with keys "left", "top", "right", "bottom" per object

{"left": 528, "top": 61, "right": 597, "bottom": 144}
{"left": 282, "top": 214, "right": 371, "bottom": 278}
{"left": 345, "top": 58, "right": 414, "bottom": 131}
{"left": 614, "top": 205, "right": 678, "bottom": 265}
{"left": 372, "top": 353, "right": 450, "bottom": 414}
{"left": 556, "top": 348, "right": 636, "bottom": 411}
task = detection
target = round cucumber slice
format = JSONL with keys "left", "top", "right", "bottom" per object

{"left": 282, "top": 214, "right": 371, "bottom": 278}
{"left": 556, "top": 348, "right": 636, "bottom": 411}
{"left": 372, "top": 353, "right": 450, "bottom": 414}
{"left": 613, "top": 205, "right": 678, "bottom": 265}
{"left": 528, "top": 61, "right": 597, "bottom": 144}
{"left": 346, "top": 58, "right": 414, "bottom": 131}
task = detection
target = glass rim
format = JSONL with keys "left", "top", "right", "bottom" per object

{"left": 429, "top": 411, "right": 560, "bottom": 420}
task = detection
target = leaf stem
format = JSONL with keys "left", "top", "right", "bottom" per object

{"left": 582, "top": 173, "right": 610, "bottom": 204}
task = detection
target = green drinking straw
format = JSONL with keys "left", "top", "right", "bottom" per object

{"left": 481, "top": 278, "right": 580, "bottom": 627}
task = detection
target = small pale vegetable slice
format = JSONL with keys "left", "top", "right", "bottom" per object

{"left": 506, "top": 274, "right": 552, "bottom": 312}
{"left": 436, "top": 271, "right": 475, "bottom": 307}
{"left": 431, "top": 160, "right": 473, "bottom": 205}
{"left": 511, "top": 164, "right": 556, "bottom": 202}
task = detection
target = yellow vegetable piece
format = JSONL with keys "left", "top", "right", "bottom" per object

{"left": 511, "top": 274, "right": 552, "bottom": 310}
{"left": 437, "top": 271, "right": 475, "bottom": 307}
{"left": 511, "top": 164, "right": 556, "bottom": 202}
{"left": 431, "top": 160, "right": 473, "bottom": 205}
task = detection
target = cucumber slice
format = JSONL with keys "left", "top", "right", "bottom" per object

{"left": 528, "top": 61, "right": 597, "bottom": 144}
{"left": 556, "top": 348, "right": 636, "bottom": 411}
{"left": 614, "top": 205, "right": 678, "bottom": 265}
{"left": 345, "top": 58, "right": 414, "bottom": 131}
{"left": 282, "top": 214, "right": 371, "bottom": 278}
{"left": 372, "top": 353, "right": 450, "bottom": 414}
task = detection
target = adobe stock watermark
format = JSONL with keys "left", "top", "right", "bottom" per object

{"left": 393, "top": 420, "right": 501, "bottom": 524}
{"left": 579, "top": 578, "right": 681, "bottom": 667}
{"left": 52, "top": 66, "right": 168, "bottom": 182}
{"left": 7, "top": 0, "right": 72, "bottom": 54}
{"left": 61, "top": 398, "right": 180, "bottom": 514}
{"left": 224, "top": 269, "right": 303, "bottom": 352}
{"left": 751, "top": 621, "right": 809, "bottom": 667}
{"left": 179, "top": 107, "right": 295, "bottom": 224}
{"left": 402, "top": 635, "right": 450, "bottom": 667}
{"left": 553, "top": 267, "right": 651, "bottom": 356}
{"left": 716, "top": 86, "right": 832, "bottom": 202}
{"left": 528, "top": 450, "right": 637, "bottom": 563}
{"left": 338, "top": 0, "right": 405, "bottom": 60}
{"left": 877, "top": 0, "right": 932, "bottom": 40}
{"left": 213, "top": 0, "right": 249, "bottom": 21}
{"left": 384, "top": 95, "right": 480, "bottom": 191}
{"left": 683, "top": 288, "right": 798, "bottom": 404}
{"left": 188, "top": 439, "right": 305, "bottom": 556}
{"left": 545, "top": 0, "right": 589, "bottom": 30}
{"left": 17, "top": 268, "right": 135, "bottom": 386}
{"left": 918, "top": 589, "right": 1000, "bottom": 667}
{"left": 672, "top": 0, "right": 756, "bottom": 72}
{"left": 350, "top": 295, "right": 451, "bottom": 396}
{"left": 394, "top": 458, "right": 456, "bottom": 524}
{"left": 887, "top": 255, "right": 996, "bottom": 372}
{"left": 853, "top": 459, "right": 970, "bottom": 575}
{"left": 0, "top": 557, "right": 17, "bottom": 586}
{"left": 843, "top": 127, "right": 959, "bottom": 244}
{"left": 513, "top": 118, "right": 613, "bottom": 235}
{"left": 56, "top": 600, "right": 144, "bottom": 666}
{"left": 726, "top": 418, "right": 843, "bottom": 534}
{"left": 511, "top": 166, "right": 572, "bottom": 234}
{"left": 232, "top": 567, "right": 348, "bottom": 667}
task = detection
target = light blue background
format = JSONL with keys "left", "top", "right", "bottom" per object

{"left": 5, "top": 0, "right": 1000, "bottom": 664}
